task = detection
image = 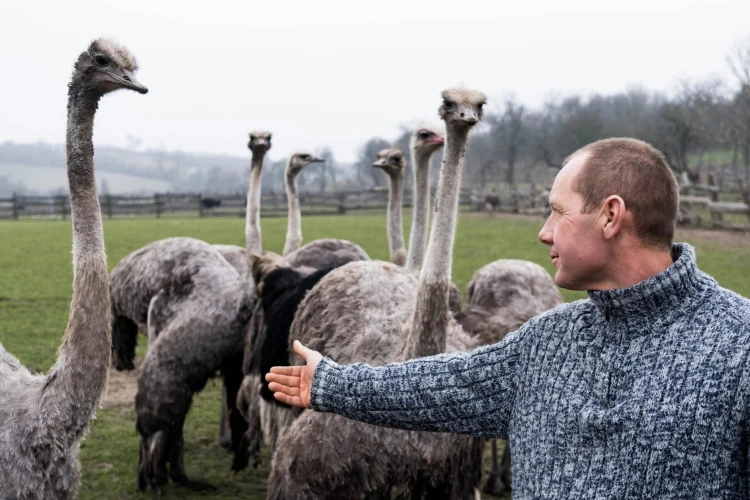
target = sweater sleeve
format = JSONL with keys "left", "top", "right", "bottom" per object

{"left": 309, "top": 321, "right": 534, "bottom": 439}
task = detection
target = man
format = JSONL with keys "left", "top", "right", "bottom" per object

{"left": 267, "top": 138, "right": 750, "bottom": 498}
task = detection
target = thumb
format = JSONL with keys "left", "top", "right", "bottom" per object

{"left": 293, "top": 340, "right": 315, "bottom": 363}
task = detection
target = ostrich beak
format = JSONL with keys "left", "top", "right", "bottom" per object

{"left": 372, "top": 159, "right": 387, "bottom": 167}
{"left": 426, "top": 136, "right": 445, "bottom": 145}
{"left": 108, "top": 69, "right": 148, "bottom": 94}
{"left": 310, "top": 157, "right": 325, "bottom": 163}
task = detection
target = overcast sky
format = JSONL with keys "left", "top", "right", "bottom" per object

{"left": 1, "top": 0, "right": 749, "bottom": 163}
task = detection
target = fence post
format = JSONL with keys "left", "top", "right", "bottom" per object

{"left": 198, "top": 193, "right": 204, "bottom": 217}
{"left": 105, "top": 194, "right": 113, "bottom": 219}
{"left": 155, "top": 193, "right": 163, "bottom": 219}
{"left": 11, "top": 192, "right": 19, "bottom": 220}
{"left": 62, "top": 196, "right": 69, "bottom": 220}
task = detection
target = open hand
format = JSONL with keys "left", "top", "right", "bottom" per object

{"left": 265, "top": 340, "right": 322, "bottom": 409}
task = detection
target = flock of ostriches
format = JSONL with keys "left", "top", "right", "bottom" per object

{"left": 0, "top": 40, "right": 564, "bottom": 500}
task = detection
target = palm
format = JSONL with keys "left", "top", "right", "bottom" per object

{"left": 266, "top": 341, "right": 322, "bottom": 409}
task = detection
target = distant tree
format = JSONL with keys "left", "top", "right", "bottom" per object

{"left": 99, "top": 178, "right": 110, "bottom": 195}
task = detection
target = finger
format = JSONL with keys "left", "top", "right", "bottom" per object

{"left": 268, "top": 382, "right": 300, "bottom": 397}
{"left": 293, "top": 340, "right": 317, "bottom": 361}
{"left": 269, "top": 366, "right": 302, "bottom": 376}
{"left": 273, "top": 391, "right": 302, "bottom": 407}
{"left": 265, "top": 373, "right": 301, "bottom": 387}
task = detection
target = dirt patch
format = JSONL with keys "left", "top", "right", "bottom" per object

{"left": 101, "top": 358, "right": 141, "bottom": 409}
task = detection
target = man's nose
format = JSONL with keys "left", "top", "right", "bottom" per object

{"left": 538, "top": 217, "right": 553, "bottom": 245}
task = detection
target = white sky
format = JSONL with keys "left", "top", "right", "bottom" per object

{"left": 1, "top": 0, "right": 749, "bottom": 163}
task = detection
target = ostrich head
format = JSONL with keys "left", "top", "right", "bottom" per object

{"left": 438, "top": 88, "right": 486, "bottom": 130}
{"left": 71, "top": 38, "right": 148, "bottom": 97}
{"left": 286, "top": 152, "right": 324, "bottom": 177}
{"left": 248, "top": 131, "right": 272, "bottom": 154}
{"left": 372, "top": 148, "right": 406, "bottom": 179}
{"left": 410, "top": 124, "right": 446, "bottom": 158}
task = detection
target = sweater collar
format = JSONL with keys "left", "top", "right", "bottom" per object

{"left": 587, "top": 243, "right": 714, "bottom": 321}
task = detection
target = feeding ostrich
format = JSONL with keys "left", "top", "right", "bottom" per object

{"left": 0, "top": 39, "right": 147, "bottom": 500}
{"left": 234, "top": 153, "right": 369, "bottom": 469}
{"left": 267, "top": 88, "right": 490, "bottom": 499}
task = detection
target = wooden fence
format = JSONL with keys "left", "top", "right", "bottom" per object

{"left": 0, "top": 189, "right": 471, "bottom": 220}
{"left": 2, "top": 184, "right": 748, "bottom": 230}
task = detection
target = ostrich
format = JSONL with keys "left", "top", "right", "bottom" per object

{"left": 213, "top": 131, "right": 272, "bottom": 447}
{"left": 0, "top": 39, "right": 147, "bottom": 500}
{"left": 405, "top": 125, "right": 445, "bottom": 274}
{"left": 372, "top": 147, "right": 407, "bottom": 266}
{"left": 267, "top": 88, "right": 489, "bottom": 499}
{"left": 212, "top": 131, "right": 273, "bottom": 277}
{"left": 281, "top": 152, "right": 370, "bottom": 267}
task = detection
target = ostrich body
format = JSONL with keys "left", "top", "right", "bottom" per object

{"left": 268, "top": 89, "right": 488, "bottom": 499}
{"left": 0, "top": 39, "right": 147, "bottom": 500}
{"left": 373, "top": 147, "right": 407, "bottom": 266}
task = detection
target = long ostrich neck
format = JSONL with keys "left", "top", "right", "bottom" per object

{"left": 42, "top": 87, "right": 112, "bottom": 432}
{"left": 386, "top": 172, "right": 406, "bottom": 266}
{"left": 245, "top": 149, "right": 266, "bottom": 254}
{"left": 408, "top": 127, "right": 469, "bottom": 357}
{"left": 283, "top": 169, "right": 302, "bottom": 256}
{"left": 405, "top": 149, "right": 431, "bottom": 273}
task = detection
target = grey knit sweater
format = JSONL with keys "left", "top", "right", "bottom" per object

{"left": 311, "top": 243, "right": 750, "bottom": 499}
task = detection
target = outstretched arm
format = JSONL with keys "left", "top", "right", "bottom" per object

{"left": 267, "top": 324, "right": 531, "bottom": 439}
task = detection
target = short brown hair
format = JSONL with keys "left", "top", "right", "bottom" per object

{"left": 566, "top": 138, "right": 679, "bottom": 249}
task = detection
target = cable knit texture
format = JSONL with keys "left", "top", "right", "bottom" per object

{"left": 311, "top": 243, "right": 750, "bottom": 499}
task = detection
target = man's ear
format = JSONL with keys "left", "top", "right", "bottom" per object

{"left": 600, "top": 195, "right": 625, "bottom": 240}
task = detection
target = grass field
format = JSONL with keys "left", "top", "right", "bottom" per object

{"left": 0, "top": 212, "right": 748, "bottom": 499}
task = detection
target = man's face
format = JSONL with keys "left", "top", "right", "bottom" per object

{"left": 538, "top": 153, "right": 608, "bottom": 290}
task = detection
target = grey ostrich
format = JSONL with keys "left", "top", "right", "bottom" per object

{"left": 404, "top": 125, "right": 464, "bottom": 315}
{"left": 267, "top": 88, "right": 489, "bottom": 499}
{"left": 281, "top": 152, "right": 370, "bottom": 267}
{"left": 0, "top": 39, "right": 147, "bottom": 500}
{"left": 405, "top": 124, "right": 445, "bottom": 274}
{"left": 372, "top": 147, "right": 407, "bottom": 266}
{"left": 212, "top": 131, "right": 273, "bottom": 277}
{"left": 213, "top": 131, "right": 272, "bottom": 448}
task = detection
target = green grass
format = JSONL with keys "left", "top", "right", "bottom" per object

{"left": 0, "top": 213, "right": 748, "bottom": 499}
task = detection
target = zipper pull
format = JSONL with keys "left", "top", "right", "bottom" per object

{"left": 605, "top": 294, "right": 612, "bottom": 322}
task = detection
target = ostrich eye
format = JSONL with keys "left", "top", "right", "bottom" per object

{"left": 418, "top": 131, "right": 430, "bottom": 139}
{"left": 94, "top": 54, "right": 110, "bottom": 67}
{"left": 301, "top": 155, "right": 309, "bottom": 160}
{"left": 478, "top": 102, "right": 486, "bottom": 110}
{"left": 443, "top": 100, "right": 454, "bottom": 109}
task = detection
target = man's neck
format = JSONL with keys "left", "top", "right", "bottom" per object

{"left": 596, "top": 244, "right": 675, "bottom": 291}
